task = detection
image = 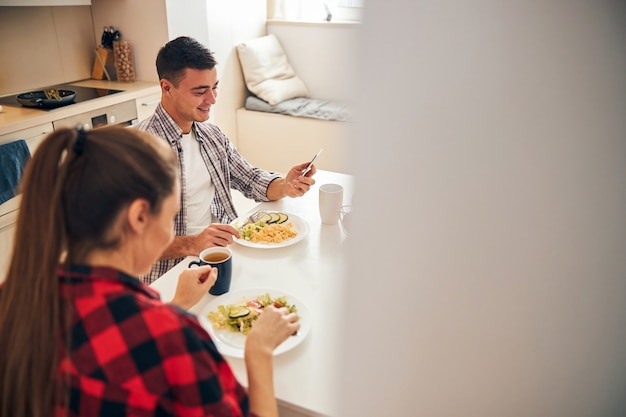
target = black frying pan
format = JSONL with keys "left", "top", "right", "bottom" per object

{"left": 17, "top": 89, "right": 76, "bottom": 109}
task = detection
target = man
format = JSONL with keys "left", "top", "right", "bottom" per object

{"left": 136, "top": 36, "right": 316, "bottom": 283}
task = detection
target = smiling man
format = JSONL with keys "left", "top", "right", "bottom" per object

{"left": 136, "top": 36, "right": 316, "bottom": 284}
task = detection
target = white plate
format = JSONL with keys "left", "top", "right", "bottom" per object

{"left": 199, "top": 288, "right": 311, "bottom": 358}
{"left": 231, "top": 211, "right": 309, "bottom": 249}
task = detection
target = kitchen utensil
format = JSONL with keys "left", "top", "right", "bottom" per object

{"left": 239, "top": 209, "right": 265, "bottom": 228}
{"left": 17, "top": 89, "right": 76, "bottom": 109}
{"left": 43, "top": 89, "right": 61, "bottom": 100}
{"left": 101, "top": 26, "right": 121, "bottom": 49}
{"left": 94, "top": 49, "right": 112, "bottom": 81}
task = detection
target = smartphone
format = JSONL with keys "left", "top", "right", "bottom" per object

{"left": 301, "top": 148, "right": 323, "bottom": 177}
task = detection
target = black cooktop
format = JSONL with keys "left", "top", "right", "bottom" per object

{"left": 0, "top": 82, "right": 122, "bottom": 110}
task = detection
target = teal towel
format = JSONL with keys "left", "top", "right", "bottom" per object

{"left": 0, "top": 140, "right": 31, "bottom": 205}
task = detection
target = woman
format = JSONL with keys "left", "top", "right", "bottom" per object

{"left": 0, "top": 126, "right": 299, "bottom": 417}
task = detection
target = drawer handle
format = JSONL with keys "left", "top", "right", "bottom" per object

{"left": 0, "top": 222, "right": 16, "bottom": 232}
{"left": 142, "top": 99, "right": 160, "bottom": 106}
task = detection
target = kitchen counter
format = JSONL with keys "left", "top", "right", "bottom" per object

{"left": 0, "top": 80, "right": 160, "bottom": 137}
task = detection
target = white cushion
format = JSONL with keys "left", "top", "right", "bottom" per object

{"left": 237, "top": 34, "right": 309, "bottom": 105}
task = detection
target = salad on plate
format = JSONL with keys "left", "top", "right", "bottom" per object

{"left": 207, "top": 293, "right": 298, "bottom": 335}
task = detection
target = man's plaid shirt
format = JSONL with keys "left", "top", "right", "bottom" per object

{"left": 54, "top": 265, "right": 250, "bottom": 416}
{"left": 136, "top": 104, "right": 281, "bottom": 284}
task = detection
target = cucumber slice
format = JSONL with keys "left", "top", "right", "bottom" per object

{"left": 268, "top": 212, "right": 281, "bottom": 223}
{"left": 229, "top": 306, "right": 250, "bottom": 318}
{"left": 276, "top": 212, "right": 289, "bottom": 224}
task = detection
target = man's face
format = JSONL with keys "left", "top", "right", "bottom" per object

{"left": 162, "top": 67, "right": 219, "bottom": 132}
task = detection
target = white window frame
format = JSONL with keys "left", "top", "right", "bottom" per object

{"left": 332, "top": 0, "right": 364, "bottom": 21}
{"left": 338, "top": 0, "right": 364, "bottom": 7}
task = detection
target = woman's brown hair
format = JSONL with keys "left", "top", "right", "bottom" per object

{"left": 0, "top": 126, "right": 178, "bottom": 417}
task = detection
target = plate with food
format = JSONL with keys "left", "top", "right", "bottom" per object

{"left": 199, "top": 289, "right": 311, "bottom": 358}
{"left": 231, "top": 211, "right": 309, "bottom": 249}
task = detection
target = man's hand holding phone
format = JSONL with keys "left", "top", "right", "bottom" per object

{"left": 301, "top": 148, "right": 323, "bottom": 177}
{"left": 268, "top": 149, "right": 321, "bottom": 199}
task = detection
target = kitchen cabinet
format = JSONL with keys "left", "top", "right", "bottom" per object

{"left": 0, "top": 81, "right": 159, "bottom": 281}
{"left": 0, "top": 0, "right": 91, "bottom": 5}
{"left": 0, "top": 215, "right": 16, "bottom": 283}
{"left": 135, "top": 91, "right": 162, "bottom": 123}
{"left": 0, "top": 122, "right": 53, "bottom": 282}
{"left": 0, "top": 122, "right": 53, "bottom": 153}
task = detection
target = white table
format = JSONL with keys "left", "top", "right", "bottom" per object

{"left": 151, "top": 170, "right": 354, "bottom": 417}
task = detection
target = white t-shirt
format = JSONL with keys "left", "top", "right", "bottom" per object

{"left": 181, "top": 130, "right": 216, "bottom": 234}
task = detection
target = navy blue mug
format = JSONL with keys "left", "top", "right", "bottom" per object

{"left": 188, "top": 247, "right": 232, "bottom": 295}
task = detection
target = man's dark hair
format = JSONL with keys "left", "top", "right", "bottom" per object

{"left": 156, "top": 36, "right": 218, "bottom": 86}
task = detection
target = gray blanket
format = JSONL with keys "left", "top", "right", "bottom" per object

{"left": 245, "top": 95, "right": 352, "bottom": 122}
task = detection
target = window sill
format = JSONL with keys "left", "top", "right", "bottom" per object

{"left": 267, "top": 18, "right": 361, "bottom": 28}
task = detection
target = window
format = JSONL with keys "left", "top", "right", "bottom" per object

{"left": 331, "top": 0, "right": 364, "bottom": 21}
{"left": 270, "top": 0, "right": 364, "bottom": 22}
{"left": 338, "top": 0, "right": 364, "bottom": 7}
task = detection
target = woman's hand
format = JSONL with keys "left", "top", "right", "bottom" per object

{"left": 243, "top": 306, "right": 300, "bottom": 417}
{"left": 245, "top": 305, "right": 301, "bottom": 355}
{"left": 169, "top": 265, "right": 217, "bottom": 310}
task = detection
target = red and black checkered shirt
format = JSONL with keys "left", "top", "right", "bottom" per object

{"left": 54, "top": 265, "right": 249, "bottom": 416}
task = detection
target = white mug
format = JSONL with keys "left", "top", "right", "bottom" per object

{"left": 319, "top": 183, "right": 344, "bottom": 225}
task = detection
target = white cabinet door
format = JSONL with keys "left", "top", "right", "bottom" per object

{"left": 135, "top": 92, "right": 161, "bottom": 123}
{"left": 0, "top": 214, "right": 16, "bottom": 283}
{"left": 0, "top": 122, "right": 53, "bottom": 282}
{"left": 0, "top": 122, "right": 53, "bottom": 153}
{"left": 0, "top": 1, "right": 91, "bottom": 6}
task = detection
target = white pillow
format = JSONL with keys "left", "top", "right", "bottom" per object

{"left": 237, "top": 34, "right": 309, "bottom": 105}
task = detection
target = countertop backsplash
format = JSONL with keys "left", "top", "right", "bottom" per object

{"left": 0, "top": 5, "right": 94, "bottom": 96}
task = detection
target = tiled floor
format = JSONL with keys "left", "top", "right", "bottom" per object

{"left": 278, "top": 405, "right": 310, "bottom": 417}
{"left": 278, "top": 403, "right": 325, "bottom": 417}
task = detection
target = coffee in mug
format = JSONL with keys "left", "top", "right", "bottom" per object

{"left": 202, "top": 252, "right": 230, "bottom": 263}
{"left": 189, "top": 247, "right": 233, "bottom": 295}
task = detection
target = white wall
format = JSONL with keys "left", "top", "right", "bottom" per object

{"left": 91, "top": 0, "right": 169, "bottom": 82}
{"left": 165, "top": 0, "right": 210, "bottom": 47}
{"left": 267, "top": 20, "right": 360, "bottom": 102}
{"left": 92, "top": 0, "right": 266, "bottom": 145}
{"left": 201, "top": 0, "right": 266, "bottom": 144}
{"left": 156, "top": 0, "right": 266, "bottom": 144}
{"left": 339, "top": 1, "right": 626, "bottom": 417}
{"left": 0, "top": 6, "right": 95, "bottom": 95}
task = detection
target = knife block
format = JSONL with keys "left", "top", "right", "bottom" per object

{"left": 91, "top": 46, "right": 116, "bottom": 80}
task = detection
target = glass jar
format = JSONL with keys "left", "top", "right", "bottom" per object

{"left": 113, "top": 40, "right": 136, "bottom": 82}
